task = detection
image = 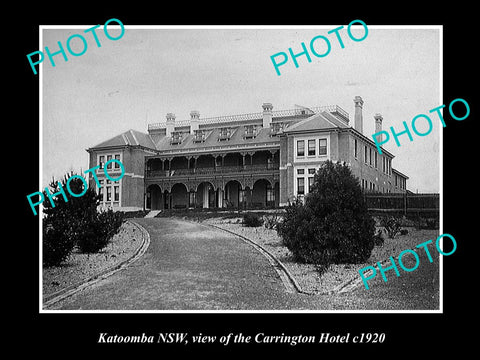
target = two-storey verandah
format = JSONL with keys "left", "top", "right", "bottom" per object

{"left": 144, "top": 148, "right": 280, "bottom": 210}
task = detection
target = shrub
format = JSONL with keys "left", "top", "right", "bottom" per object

{"left": 77, "top": 210, "right": 124, "bottom": 253}
{"left": 42, "top": 174, "right": 100, "bottom": 266}
{"left": 242, "top": 212, "right": 263, "bottom": 227}
{"left": 43, "top": 217, "right": 76, "bottom": 267}
{"left": 380, "top": 216, "right": 402, "bottom": 239}
{"left": 277, "top": 161, "right": 375, "bottom": 265}
{"left": 425, "top": 218, "right": 439, "bottom": 230}
{"left": 413, "top": 217, "right": 438, "bottom": 230}
{"left": 373, "top": 228, "right": 385, "bottom": 246}
{"left": 42, "top": 172, "right": 124, "bottom": 261}
{"left": 263, "top": 213, "right": 280, "bottom": 230}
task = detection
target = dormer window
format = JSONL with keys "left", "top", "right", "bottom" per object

{"left": 218, "top": 127, "right": 232, "bottom": 141}
{"left": 270, "top": 122, "right": 284, "bottom": 136}
{"left": 244, "top": 125, "right": 257, "bottom": 139}
{"left": 193, "top": 129, "right": 206, "bottom": 143}
{"left": 170, "top": 131, "right": 183, "bottom": 145}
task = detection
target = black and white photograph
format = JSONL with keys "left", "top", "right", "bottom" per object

{"left": 39, "top": 24, "right": 442, "bottom": 312}
{"left": 17, "top": 6, "right": 475, "bottom": 355}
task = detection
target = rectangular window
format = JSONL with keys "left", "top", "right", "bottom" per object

{"left": 369, "top": 148, "right": 372, "bottom": 165}
{"left": 114, "top": 154, "right": 121, "bottom": 168}
{"left": 267, "top": 187, "right": 274, "bottom": 202}
{"left": 297, "top": 140, "right": 305, "bottom": 156}
{"left": 244, "top": 125, "right": 257, "bottom": 138}
{"left": 297, "top": 168, "right": 305, "bottom": 175}
{"left": 308, "top": 139, "right": 316, "bottom": 156}
{"left": 98, "top": 180, "right": 104, "bottom": 200}
{"left": 308, "top": 177, "right": 314, "bottom": 192}
{"left": 297, "top": 178, "right": 305, "bottom": 195}
{"left": 114, "top": 186, "right": 120, "bottom": 201}
{"left": 106, "top": 187, "right": 112, "bottom": 201}
{"left": 308, "top": 168, "right": 316, "bottom": 175}
{"left": 364, "top": 146, "right": 368, "bottom": 164}
{"left": 239, "top": 189, "right": 245, "bottom": 204}
{"left": 107, "top": 155, "right": 112, "bottom": 169}
{"left": 218, "top": 127, "right": 232, "bottom": 141}
{"left": 319, "top": 139, "right": 327, "bottom": 155}
{"left": 354, "top": 139, "right": 358, "bottom": 158}
{"left": 267, "top": 157, "right": 273, "bottom": 169}
{"left": 375, "top": 152, "right": 378, "bottom": 168}
{"left": 99, "top": 155, "right": 105, "bottom": 169}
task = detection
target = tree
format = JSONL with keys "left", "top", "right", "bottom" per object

{"left": 43, "top": 173, "right": 99, "bottom": 266}
{"left": 277, "top": 161, "right": 375, "bottom": 265}
{"left": 42, "top": 172, "right": 124, "bottom": 266}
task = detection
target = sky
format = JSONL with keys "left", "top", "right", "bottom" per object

{"left": 41, "top": 25, "right": 441, "bottom": 193}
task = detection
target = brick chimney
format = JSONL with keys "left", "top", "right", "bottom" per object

{"left": 166, "top": 113, "right": 175, "bottom": 137}
{"left": 190, "top": 110, "right": 200, "bottom": 134}
{"left": 262, "top": 103, "right": 273, "bottom": 128}
{"left": 374, "top": 113, "right": 383, "bottom": 141}
{"left": 353, "top": 96, "right": 364, "bottom": 134}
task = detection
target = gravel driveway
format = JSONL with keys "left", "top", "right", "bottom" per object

{"left": 49, "top": 218, "right": 303, "bottom": 310}
{"left": 49, "top": 217, "right": 440, "bottom": 311}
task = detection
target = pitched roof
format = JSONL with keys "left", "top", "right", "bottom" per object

{"left": 90, "top": 129, "right": 156, "bottom": 149}
{"left": 153, "top": 126, "right": 278, "bottom": 153}
{"left": 283, "top": 112, "right": 348, "bottom": 133}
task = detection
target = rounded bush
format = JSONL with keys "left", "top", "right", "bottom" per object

{"left": 242, "top": 212, "right": 263, "bottom": 227}
{"left": 277, "top": 161, "right": 375, "bottom": 265}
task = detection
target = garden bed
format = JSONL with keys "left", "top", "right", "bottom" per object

{"left": 42, "top": 221, "right": 142, "bottom": 298}
{"left": 202, "top": 217, "right": 439, "bottom": 294}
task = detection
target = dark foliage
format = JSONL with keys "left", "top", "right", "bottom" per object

{"left": 42, "top": 173, "right": 124, "bottom": 265}
{"left": 380, "top": 216, "right": 402, "bottom": 239}
{"left": 277, "top": 161, "right": 375, "bottom": 265}
{"left": 242, "top": 212, "right": 263, "bottom": 227}
{"left": 373, "top": 228, "right": 385, "bottom": 246}
{"left": 263, "top": 213, "right": 280, "bottom": 230}
{"left": 76, "top": 210, "right": 124, "bottom": 253}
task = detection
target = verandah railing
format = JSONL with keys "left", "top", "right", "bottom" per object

{"left": 146, "top": 163, "right": 279, "bottom": 178}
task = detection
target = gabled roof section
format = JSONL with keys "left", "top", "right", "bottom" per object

{"left": 89, "top": 129, "right": 156, "bottom": 150}
{"left": 283, "top": 111, "right": 348, "bottom": 133}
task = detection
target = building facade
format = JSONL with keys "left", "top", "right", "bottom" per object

{"left": 86, "top": 96, "right": 408, "bottom": 211}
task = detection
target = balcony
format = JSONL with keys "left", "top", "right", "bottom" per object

{"left": 146, "top": 163, "right": 279, "bottom": 178}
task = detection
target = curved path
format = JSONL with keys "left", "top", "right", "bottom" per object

{"left": 49, "top": 217, "right": 439, "bottom": 311}
{"left": 50, "top": 218, "right": 307, "bottom": 310}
